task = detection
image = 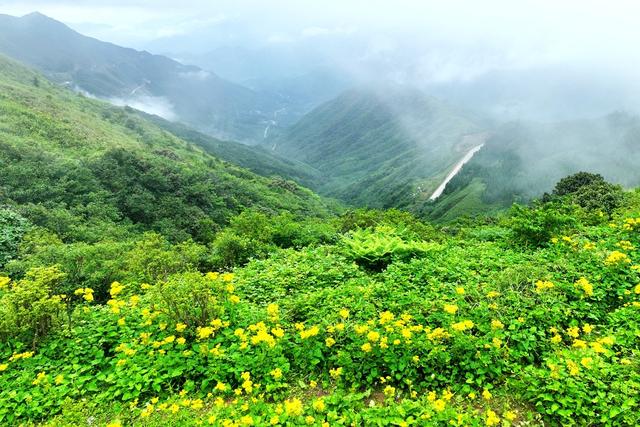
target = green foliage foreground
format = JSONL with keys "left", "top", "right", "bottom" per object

{"left": 1, "top": 193, "right": 640, "bottom": 426}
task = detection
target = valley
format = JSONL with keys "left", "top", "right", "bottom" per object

{"left": 0, "top": 5, "right": 639, "bottom": 427}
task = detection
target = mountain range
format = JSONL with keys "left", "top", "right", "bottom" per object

{"left": 1, "top": 11, "right": 640, "bottom": 223}
{"left": 0, "top": 12, "right": 285, "bottom": 143}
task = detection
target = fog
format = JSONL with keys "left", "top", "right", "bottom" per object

{"left": 2, "top": 0, "right": 640, "bottom": 122}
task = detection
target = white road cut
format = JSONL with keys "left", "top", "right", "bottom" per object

{"left": 429, "top": 144, "right": 485, "bottom": 200}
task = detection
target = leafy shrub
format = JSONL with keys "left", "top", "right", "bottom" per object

{"left": 506, "top": 202, "right": 578, "bottom": 247}
{"left": 0, "top": 266, "right": 66, "bottom": 346}
{"left": 145, "top": 272, "right": 226, "bottom": 326}
{"left": 341, "top": 225, "right": 439, "bottom": 270}
{"left": 235, "top": 247, "right": 363, "bottom": 306}
{"left": 550, "top": 172, "right": 625, "bottom": 216}
{"left": 0, "top": 207, "right": 30, "bottom": 267}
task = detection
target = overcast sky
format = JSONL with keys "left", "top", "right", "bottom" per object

{"left": 1, "top": 0, "right": 639, "bottom": 87}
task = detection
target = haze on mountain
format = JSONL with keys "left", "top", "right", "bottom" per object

{"left": 1, "top": 1, "right": 640, "bottom": 221}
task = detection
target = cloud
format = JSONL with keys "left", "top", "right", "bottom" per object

{"left": 108, "top": 95, "right": 177, "bottom": 120}
{"left": 266, "top": 33, "right": 294, "bottom": 44}
{"left": 301, "top": 26, "right": 355, "bottom": 38}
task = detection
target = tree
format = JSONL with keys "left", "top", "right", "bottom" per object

{"left": 551, "top": 172, "right": 623, "bottom": 216}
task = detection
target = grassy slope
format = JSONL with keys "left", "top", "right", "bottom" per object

{"left": 137, "top": 112, "right": 323, "bottom": 189}
{"left": 2, "top": 192, "right": 640, "bottom": 426}
{"left": 272, "top": 88, "right": 485, "bottom": 209}
{"left": 0, "top": 55, "right": 334, "bottom": 242}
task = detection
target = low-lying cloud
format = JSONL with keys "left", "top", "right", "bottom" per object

{"left": 108, "top": 95, "right": 177, "bottom": 121}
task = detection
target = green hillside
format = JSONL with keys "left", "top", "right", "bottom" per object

{"left": 0, "top": 54, "right": 334, "bottom": 246}
{"left": 137, "top": 112, "right": 323, "bottom": 189}
{"left": 430, "top": 116, "right": 640, "bottom": 220}
{"left": 272, "top": 87, "right": 487, "bottom": 210}
{"left": 1, "top": 166, "right": 640, "bottom": 425}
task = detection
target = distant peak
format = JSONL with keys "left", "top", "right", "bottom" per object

{"left": 22, "top": 11, "right": 49, "bottom": 19}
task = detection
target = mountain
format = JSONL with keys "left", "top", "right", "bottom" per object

{"left": 428, "top": 113, "right": 640, "bottom": 221}
{"left": 0, "top": 12, "right": 281, "bottom": 143}
{"left": 135, "top": 111, "right": 322, "bottom": 189}
{"left": 0, "top": 54, "right": 333, "bottom": 243}
{"left": 270, "top": 87, "right": 488, "bottom": 210}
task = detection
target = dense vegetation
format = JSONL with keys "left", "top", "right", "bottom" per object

{"left": 1, "top": 35, "right": 640, "bottom": 427}
{"left": 270, "top": 87, "right": 485, "bottom": 210}
{"left": 435, "top": 116, "right": 640, "bottom": 221}
{"left": 0, "top": 54, "right": 333, "bottom": 248}
{"left": 2, "top": 161, "right": 640, "bottom": 425}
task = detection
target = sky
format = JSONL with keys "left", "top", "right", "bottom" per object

{"left": 2, "top": 0, "right": 640, "bottom": 119}
{"left": 1, "top": 0, "right": 639, "bottom": 67}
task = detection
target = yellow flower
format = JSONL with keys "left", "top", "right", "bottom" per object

{"left": 312, "top": 398, "right": 326, "bottom": 412}
{"left": 339, "top": 308, "right": 350, "bottom": 319}
{"left": 197, "top": 327, "right": 215, "bottom": 340}
{"left": 229, "top": 295, "right": 240, "bottom": 304}
{"left": 284, "top": 398, "right": 304, "bottom": 416}
{"left": 176, "top": 323, "right": 187, "bottom": 332}
{"left": 32, "top": 371, "right": 47, "bottom": 386}
{"left": 329, "top": 367, "right": 343, "bottom": 379}
{"left": 54, "top": 374, "right": 64, "bottom": 385}
{"left": 325, "top": 337, "right": 336, "bottom": 347}
{"left": 267, "top": 303, "right": 279, "bottom": 318}
{"left": 605, "top": 251, "right": 631, "bottom": 266}
{"left": 361, "top": 342, "right": 373, "bottom": 352}
{"left": 634, "top": 283, "right": 640, "bottom": 294}
{"left": 566, "top": 326, "right": 580, "bottom": 338}
{"left": 432, "top": 399, "right": 446, "bottom": 412}
{"left": 485, "top": 409, "right": 500, "bottom": 426}
{"left": 491, "top": 319, "right": 504, "bottom": 329}
{"left": 270, "top": 368, "right": 283, "bottom": 379}
{"left": 572, "top": 339, "right": 587, "bottom": 349}
{"left": 581, "top": 357, "right": 593, "bottom": 368}
{"left": 582, "top": 324, "right": 594, "bottom": 334}
{"left": 110, "top": 281, "right": 125, "bottom": 298}
{"left": 535, "top": 280, "right": 554, "bottom": 293}
{"left": 455, "top": 287, "right": 465, "bottom": 295}
{"left": 567, "top": 360, "right": 580, "bottom": 376}
{"left": 354, "top": 324, "right": 369, "bottom": 334}
{"left": 443, "top": 304, "right": 458, "bottom": 314}
{"left": 482, "top": 389, "right": 492, "bottom": 400}
{"left": 486, "top": 291, "right": 500, "bottom": 298}
{"left": 451, "top": 320, "right": 474, "bottom": 332}
{"left": 379, "top": 311, "right": 394, "bottom": 324}
{"left": 504, "top": 411, "right": 517, "bottom": 421}
{"left": 367, "top": 331, "right": 380, "bottom": 342}
{"left": 240, "top": 415, "right": 254, "bottom": 426}
{"left": 574, "top": 278, "right": 594, "bottom": 297}
{"left": 300, "top": 325, "right": 320, "bottom": 339}
{"left": 550, "top": 334, "right": 562, "bottom": 344}
{"left": 106, "top": 421, "right": 122, "bottom": 427}
{"left": 222, "top": 272, "right": 234, "bottom": 282}
{"left": 0, "top": 276, "right": 10, "bottom": 289}
{"left": 383, "top": 385, "right": 396, "bottom": 397}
